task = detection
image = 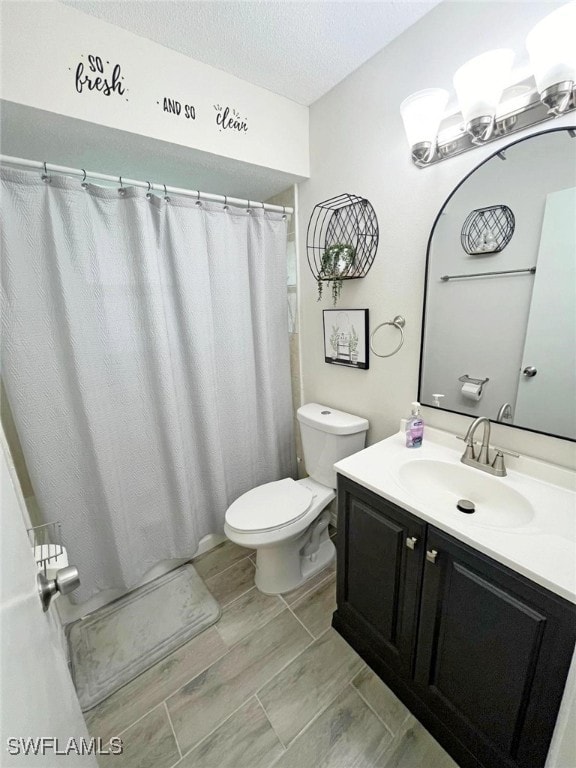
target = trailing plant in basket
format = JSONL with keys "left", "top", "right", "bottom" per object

{"left": 317, "top": 243, "right": 356, "bottom": 305}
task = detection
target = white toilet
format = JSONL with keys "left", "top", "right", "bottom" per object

{"left": 224, "top": 403, "right": 369, "bottom": 594}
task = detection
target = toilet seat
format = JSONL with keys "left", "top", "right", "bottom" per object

{"left": 225, "top": 478, "right": 314, "bottom": 534}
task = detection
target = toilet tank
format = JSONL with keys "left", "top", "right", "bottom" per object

{"left": 297, "top": 403, "right": 369, "bottom": 489}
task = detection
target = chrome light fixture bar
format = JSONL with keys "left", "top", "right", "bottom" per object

{"left": 402, "top": 2, "right": 576, "bottom": 168}
{"left": 428, "top": 80, "right": 575, "bottom": 166}
{"left": 540, "top": 82, "right": 575, "bottom": 116}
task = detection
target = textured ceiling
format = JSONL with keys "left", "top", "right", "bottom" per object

{"left": 61, "top": 0, "right": 442, "bottom": 105}
{"left": 2, "top": 1, "right": 441, "bottom": 200}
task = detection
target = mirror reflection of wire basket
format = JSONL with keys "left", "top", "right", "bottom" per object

{"left": 306, "top": 194, "right": 379, "bottom": 283}
{"left": 461, "top": 205, "right": 515, "bottom": 255}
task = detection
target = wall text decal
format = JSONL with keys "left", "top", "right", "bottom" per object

{"left": 157, "top": 97, "right": 196, "bottom": 120}
{"left": 72, "top": 54, "right": 128, "bottom": 101}
{"left": 214, "top": 104, "right": 248, "bottom": 133}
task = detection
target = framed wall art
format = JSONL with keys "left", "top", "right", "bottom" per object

{"left": 323, "top": 309, "right": 369, "bottom": 369}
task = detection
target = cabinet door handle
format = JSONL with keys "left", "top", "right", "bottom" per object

{"left": 405, "top": 536, "right": 418, "bottom": 550}
{"left": 426, "top": 549, "right": 438, "bottom": 564}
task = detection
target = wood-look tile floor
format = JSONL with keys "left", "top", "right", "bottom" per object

{"left": 87, "top": 537, "right": 460, "bottom": 768}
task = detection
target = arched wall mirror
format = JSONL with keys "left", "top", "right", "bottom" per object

{"left": 419, "top": 127, "right": 576, "bottom": 442}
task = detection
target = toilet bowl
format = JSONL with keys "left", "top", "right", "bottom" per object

{"left": 224, "top": 403, "right": 369, "bottom": 594}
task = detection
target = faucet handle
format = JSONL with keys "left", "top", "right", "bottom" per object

{"left": 456, "top": 434, "right": 480, "bottom": 447}
{"left": 491, "top": 451, "right": 507, "bottom": 476}
{"left": 456, "top": 435, "right": 519, "bottom": 459}
{"left": 462, "top": 442, "right": 476, "bottom": 460}
{"left": 492, "top": 445, "right": 520, "bottom": 458}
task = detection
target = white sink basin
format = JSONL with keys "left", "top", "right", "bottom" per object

{"left": 334, "top": 426, "right": 576, "bottom": 602}
{"left": 397, "top": 459, "right": 535, "bottom": 529}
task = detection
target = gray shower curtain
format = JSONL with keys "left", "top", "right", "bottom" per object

{"left": 1, "top": 167, "right": 295, "bottom": 602}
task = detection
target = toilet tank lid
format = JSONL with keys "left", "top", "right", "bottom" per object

{"left": 297, "top": 403, "right": 369, "bottom": 435}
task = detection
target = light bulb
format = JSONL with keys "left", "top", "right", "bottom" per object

{"left": 400, "top": 88, "right": 449, "bottom": 164}
{"left": 454, "top": 49, "right": 514, "bottom": 143}
{"left": 527, "top": 2, "right": 576, "bottom": 115}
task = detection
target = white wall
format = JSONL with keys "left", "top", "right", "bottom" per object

{"left": 298, "top": 0, "right": 576, "bottom": 469}
{"left": 0, "top": 1, "right": 309, "bottom": 178}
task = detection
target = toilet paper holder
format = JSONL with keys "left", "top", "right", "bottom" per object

{"left": 458, "top": 374, "right": 489, "bottom": 395}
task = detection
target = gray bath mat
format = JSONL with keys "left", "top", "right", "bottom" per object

{"left": 67, "top": 564, "right": 221, "bottom": 711}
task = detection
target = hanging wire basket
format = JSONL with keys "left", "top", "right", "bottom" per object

{"left": 461, "top": 205, "right": 515, "bottom": 255}
{"left": 27, "top": 521, "right": 64, "bottom": 576}
{"left": 306, "top": 194, "right": 379, "bottom": 288}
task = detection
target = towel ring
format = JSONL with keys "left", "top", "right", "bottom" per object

{"left": 370, "top": 316, "right": 405, "bottom": 358}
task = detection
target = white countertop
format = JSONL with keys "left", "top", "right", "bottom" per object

{"left": 334, "top": 427, "right": 576, "bottom": 604}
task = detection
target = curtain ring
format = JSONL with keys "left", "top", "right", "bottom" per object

{"left": 81, "top": 169, "right": 88, "bottom": 190}
{"left": 146, "top": 181, "right": 152, "bottom": 200}
{"left": 163, "top": 184, "right": 170, "bottom": 203}
{"left": 41, "top": 161, "right": 51, "bottom": 183}
{"left": 195, "top": 189, "right": 202, "bottom": 207}
{"left": 118, "top": 176, "right": 126, "bottom": 197}
{"left": 247, "top": 199, "right": 252, "bottom": 214}
{"left": 223, "top": 195, "right": 229, "bottom": 211}
{"left": 282, "top": 205, "right": 287, "bottom": 220}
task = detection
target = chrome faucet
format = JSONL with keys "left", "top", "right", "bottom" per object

{"left": 460, "top": 416, "right": 507, "bottom": 477}
{"left": 496, "top": 402, "right": 512, "bottom": 423}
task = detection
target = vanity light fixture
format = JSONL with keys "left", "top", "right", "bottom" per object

{"left": 453, "top": 49, "right": 514, "bottom": 144}
{"left": 526, "top": 2, "right": 576, "bottom": 116}
{"left": 401, "top": 2, "right": 576, "bottom": 167}
{"left": 400, "top": 89, "right": 449, "bottom": 165}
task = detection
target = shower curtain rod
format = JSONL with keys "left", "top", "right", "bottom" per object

{"left": 0, "top": 155, "right": 294, "bottom": 215}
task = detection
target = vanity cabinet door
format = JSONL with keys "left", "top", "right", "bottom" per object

{"left": 414, "top": 526, "right": 576, "bottom": 768}
{"left": 334, "top": 476, "right": 425, "bottom": 677}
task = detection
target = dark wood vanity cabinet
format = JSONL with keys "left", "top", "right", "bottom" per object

{"left": 333, "top": 476, "right": 576, "bottom": 768}
{"left": 334, "top": 475, "right": 426, "bottom": 679}
{"left": 414, "top": 527, "right": 576, "bottom": 768}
